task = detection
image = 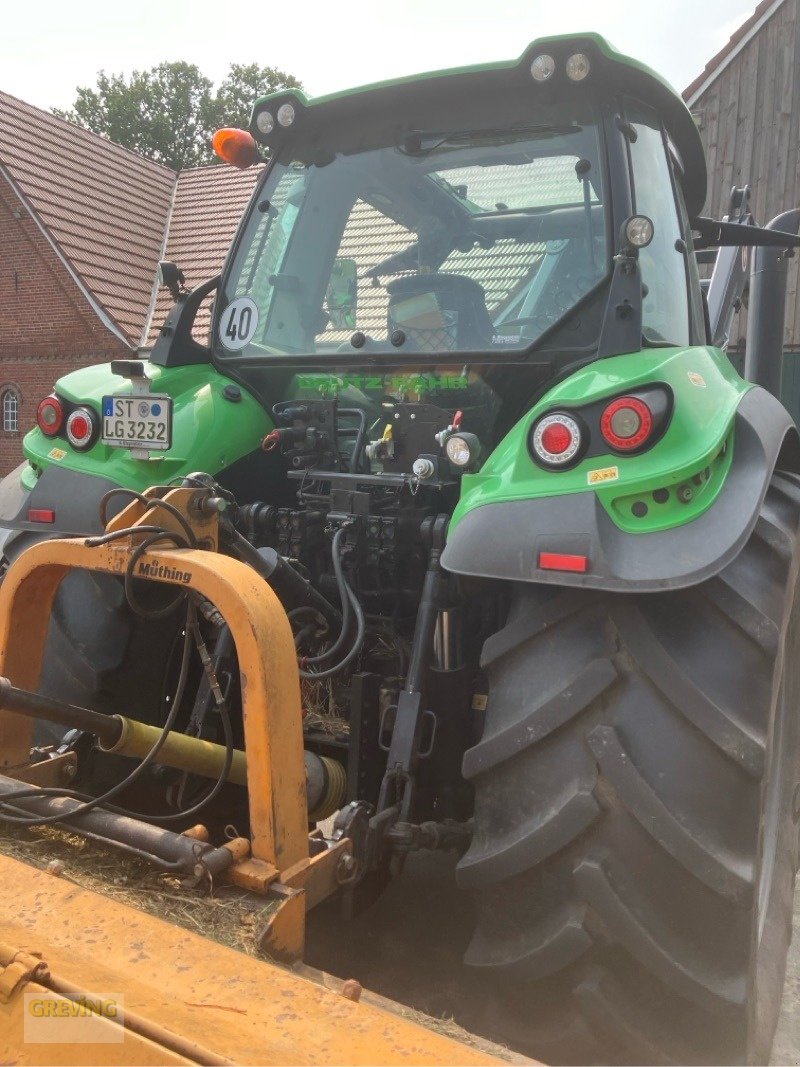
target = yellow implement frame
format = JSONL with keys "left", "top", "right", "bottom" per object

{"left": 0, "top": 487, "right": 531, "bottom": 1065}
{"left": 0, "top": 488, "right": 348, "bottom": 960}
{"left": 0, "top": 854, "right": 515, "bottom": 1065}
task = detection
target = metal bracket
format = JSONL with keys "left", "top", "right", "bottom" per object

{"left": 257, "top": 884, "right": 306, "bottom": 963}
{"left": 7, "top": 750, "right": 77, "bottom": 788}
{"left": 0, "top": 944, "right": 48, "bottom": 1004}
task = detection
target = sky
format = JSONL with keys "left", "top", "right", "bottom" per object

{"left": 2, "top": 0, "right": 751, "bottom": 112}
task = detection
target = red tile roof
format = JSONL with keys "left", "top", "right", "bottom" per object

{"left": 683, "top": 0, "right": 787, "bottom": 103}
{"left": 0, "top": 91, "right": 176, "bottom": 346}
{"left": 146, "top": 163, "right": 262, "bottom": 345}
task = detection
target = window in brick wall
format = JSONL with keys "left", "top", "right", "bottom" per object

{"left": 1, "top": 389, "right": 19, "bottom": 433}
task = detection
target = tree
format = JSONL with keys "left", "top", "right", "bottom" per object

{"left": 53, "top": 62, "right": 301, "bottom": 171}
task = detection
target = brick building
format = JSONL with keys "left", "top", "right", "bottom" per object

{"left": 0, "top": 93, "right": 258, "bottom": 474}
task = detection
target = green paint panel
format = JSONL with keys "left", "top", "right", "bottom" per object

{"left": 604, "top": 431, "right": 733, "bottom": 533}
{"left": 22, "top": 363, "right": 272, "bottom": 493}
{"left": 451, "top": 346, "right": 750, "bottom": 535}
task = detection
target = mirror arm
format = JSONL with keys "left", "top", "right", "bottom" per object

{"left": 692, "top": 216, "right": 800, "bottom": 250}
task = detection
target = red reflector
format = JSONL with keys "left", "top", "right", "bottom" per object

{"left": 539, "top": 551, "right": 588, "bottom": 573}
{"left": 28, "top": 508, "right": 55, "bottom": 524}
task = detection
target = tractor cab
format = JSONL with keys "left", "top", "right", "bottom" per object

{"left": 197, "top": 36, "right": 707, "bottom": 424}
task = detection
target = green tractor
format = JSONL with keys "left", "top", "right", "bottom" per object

{"left": 2, "top": 34, "right": 800, "bottom": 1065}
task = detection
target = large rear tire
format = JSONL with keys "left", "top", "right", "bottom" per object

{"left": 35, "top": 572, "right": 178, "bottom": 786}
{"left": 459, "top": 471, "right": 800, "bottom": 1065}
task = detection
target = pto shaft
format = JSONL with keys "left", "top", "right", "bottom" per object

{"left": 0, "top": 677, "right": 345, "bottom": 818}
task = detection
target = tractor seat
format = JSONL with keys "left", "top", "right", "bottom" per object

{"left": 386, "top": 274, "right": 494, "bottom": 353}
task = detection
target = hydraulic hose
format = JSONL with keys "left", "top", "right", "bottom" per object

{"left": 299, "top": 526, "right": 353, "bottom": 668}
{"left": 300, "top": 534, "right": 366, "bottom": 679}
{"left": 299, "top": 585, "right": 365, "bottom": 680}
{"left": 339, "top": 407, "right": 367, "bottom": 473}
{"left": 225, "top": 525, "right": 342, "bottom": 635}
{"left": 0, "top": 774, "right": 236, "bottom": 877}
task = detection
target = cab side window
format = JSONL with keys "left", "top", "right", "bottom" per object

{"left": 670, "top": 160, "right": 708, "bottom": 344}
{"left": 626, "top": 100, "right": 691, "bottom": 346}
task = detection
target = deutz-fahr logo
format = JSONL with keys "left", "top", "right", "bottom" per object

{"left": 137, "top": 561, "right": 192, "bottom": 584}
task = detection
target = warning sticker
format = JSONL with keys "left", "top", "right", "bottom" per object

{"left": 587, "top": 465, "right": 619, "bottom": 485}
{"left": 48, "top": 447, "right": 67, "bottom": 461}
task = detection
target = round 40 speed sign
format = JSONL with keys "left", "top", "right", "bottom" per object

{"left": 219, "top": 297, "right": 259, "bottom": 351}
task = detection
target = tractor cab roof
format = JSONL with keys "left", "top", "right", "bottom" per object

{"left": 249, "top": 34, "right": 707, "bottom": 217}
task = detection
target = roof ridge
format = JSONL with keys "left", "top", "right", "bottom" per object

{"left": 0, "top": 88, "right": 176, "bottom": 341}
{"left": 0, "top": 88, "right": 177, "bottom": 177}
{"left": 140, "top": 174, "right": 179, "bottom": 346}
{"left": 683, "top": 0, "right": 787, "bottom": 103}
{"left": 175, "top": 162, "right": 266, "bottom": 178}
{"left": 175, "top": 163, "right": 222, "bottom": 175}
{"left": 0, "top": 159, "right": 134, "bottom": 347}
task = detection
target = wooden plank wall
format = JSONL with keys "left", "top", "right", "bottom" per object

{"left": 690, "top": 0, "right": 800, "bottom": 349}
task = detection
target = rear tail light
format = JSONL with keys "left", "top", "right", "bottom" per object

{"left": 531, "top": 413, "right": 583, "bottom": 467}
{"left": 600, "top": 396, "right": 653, "bottom": 452}
{"left": 65, "top": 407, "right": 97, "bottom": 450}
{"left": 37, "top": 395, "right": 63, "bottom": 436}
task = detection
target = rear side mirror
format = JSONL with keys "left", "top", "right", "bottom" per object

{"left": 158, "top": 260, "right": 186, "bottom": 303}
{"left": 325, "top": 258, "right": 357, "bottom": 329}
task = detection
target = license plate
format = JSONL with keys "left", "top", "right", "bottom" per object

{"left": 102, "top": 394, "right": 172, "bottom": 450}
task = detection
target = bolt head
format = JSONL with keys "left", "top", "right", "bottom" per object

{"left": 336, "top": 853, "right": 357, "bottom": 883}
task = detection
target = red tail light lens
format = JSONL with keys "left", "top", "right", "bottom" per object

{"left": 66, "top": 407, "right": 96, "bottom": 450}
{"left": 531, "top": 413, "right": 583, "bottom": 467}
{"left": 600, "top": 396, "right": 653, "bottom": 451}
{"left": 541, "top": 422, "right": 573, "bottom": 455}
{"left": 37, "top": 395, "right": 63, "bottom": 436}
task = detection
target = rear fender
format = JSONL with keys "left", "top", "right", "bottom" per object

{"left": 442, "top": 347, "right": 799, "bottom": 592}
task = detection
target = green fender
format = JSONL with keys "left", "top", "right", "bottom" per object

{"left": 20, "top": 362, "right": 271, "bottom": 494}
{"left": 442, "top": 346, "right": 799, "bottom": 591}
